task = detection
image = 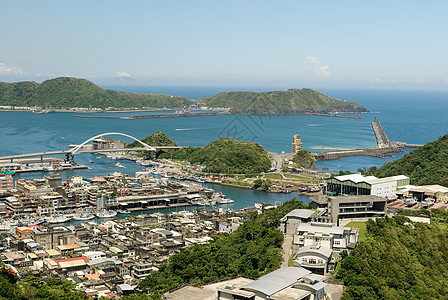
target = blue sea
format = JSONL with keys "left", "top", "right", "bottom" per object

{"left": 1, "top": 86, "right": 447, "bottom": 211}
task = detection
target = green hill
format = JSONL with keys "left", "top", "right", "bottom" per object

{"left": 126, "top": 131, "right": 178, "bottom": 148}
{"left": 166, "top": 138, "right": 272, "bottom": 174}
{"left": 0, "top": 77, "right": 193, "bottom": 109}
{"left": 198, "top": 88, "right": 367, "bottom": 114}
{"left": 375, "top": 134, "right": 448, "bottom": 186}
{"left": 292, "top": 149, "right": 316, "bottom": 169}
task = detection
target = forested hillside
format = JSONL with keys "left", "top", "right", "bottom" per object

{"left": 126, "top": 131, "right": 178, "bottom": 148}
{"left": 0, "top": 77, "right": 193, "bottom": 109}
{"left": 375, "top": 133, "right": 448, "bottom": 186}
{"left": 337, "top": 216, "right": 448, "bottom": 299}
{"left": 199, "top": 88, "right": 367, "bottom": 114}
{"left": 164, "top": 138, "right": 272, "bottom": 174}
{"left": 0, "top": 271, "right": 88, "bottom": 300}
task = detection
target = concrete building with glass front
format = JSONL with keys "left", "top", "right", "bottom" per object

{"left": 326, "top": 174, "right": 409, "bottom": 198}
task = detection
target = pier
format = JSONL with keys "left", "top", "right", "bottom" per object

{"left": 371, "top": 120, "right": 390, "bottom": 148}
{"left": 313, "top": 120, "right": 422, "bottom": 161}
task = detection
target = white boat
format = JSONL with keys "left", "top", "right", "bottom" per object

{"left": 95, "top": 210, "right": 117, "bottom": 218}
{"left": 387, "top": 195, "right": 398, "bottom": 202}
{"left": 46, "top": 214, "right": 72, "bottom": 224}
{"left": 117, "top": 209, "right": 130, "bottom": 214}
{"left": 217, "top": 198, "right": 234, "bottom": 204}
{"left": 421, "top": 197, "right": 435, "bottom": 207}
{"left": 404, "top": 197, "right": 417, "bottom": 206}
{"left": 115, "top": 162, "right": 126, "bottom": 168}
{"left": 72, "top": 213, "right": 95, "bottom": 221}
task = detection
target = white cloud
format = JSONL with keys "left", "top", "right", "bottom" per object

{"left": 445, "top": 78, "right": 448, "bottom": 84}
{"left": 0, "top": 62, "right": 25, "bottom": 75}
{"left": 115, "top": 71, "right": 131, "bottom": 78}
{"left": 306, "top": 56, "right": 332, "bottom": 79}
{"left": 306, "top": 56, "right": 320, "bottom": 65}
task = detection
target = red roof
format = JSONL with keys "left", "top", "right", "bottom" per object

{"left": 54, "top": 256, "right": 88, "bottom": 267}
{"left": 90, "top": 177, "right": 107, "bottom": 182}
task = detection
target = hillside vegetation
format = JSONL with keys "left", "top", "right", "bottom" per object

{"left": 0, "top": 77, "right": 193, "bottom": 109}
{"left": 199, "top": 88, "right": 367, "bottom": 114}
{"left": 165, "top": 138, "right": 272, "bottom": 174}
{"left": 292, "top": 149, "right": 316, "bottom": 169}
{"left": 337, "top": 216, "right": 448, "bottom": 299}
{"left": 0, "top": 270, "right": 88, "bottom": 300}
{"left": 375, "top": 133, "right": 448, "bottom": 186}
{"left": 138, "top": 198, "right": 311, "bottom": 299}
{"left": 126, "top": 131, "right": 178, "bottom": 148}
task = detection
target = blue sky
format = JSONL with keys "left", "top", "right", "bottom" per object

{"left": 1, "top": 1, "right": 447, "bottom": 90}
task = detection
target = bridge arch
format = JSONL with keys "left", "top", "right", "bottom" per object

{"left": 70, "top": 132, "right": 156, "bottom": 155}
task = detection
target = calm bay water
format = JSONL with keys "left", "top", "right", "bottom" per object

{"left": 1, "top": 87, "right": 447, "bottom": 210}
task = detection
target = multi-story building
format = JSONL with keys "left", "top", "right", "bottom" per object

{"left": 294, "top": 222, "right": 358, "bottom": 253}
{"left": 311, "top": 195, "right": 387, "bottom": 222}
{"left": 293, "top": 222, "right": 358, "bottom": 274}
{"left": 280, "top": 209, "right": 316, "bottom": 235}
{"left": 0, "top": 170, "right": 14, "bottom": 190}
{"left": 292, "top": 134, "right": 303, "bottom": 155}
{"left": 131, "top": 261, "right": 156, "bottom": 279}
{"left": 31, "top": 226, "right": 77, "bottom": 250}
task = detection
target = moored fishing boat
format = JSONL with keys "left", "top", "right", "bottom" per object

{"left": 46, "top": 214, "right": 72, "bottom": 224}
{"left": 72, "top": 212, "right": 95, "bottom": 221}
{"left": 95, "top": 210, "right": 117, "bottom": 218}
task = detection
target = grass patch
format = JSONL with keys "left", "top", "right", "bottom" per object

{"left": 283, "top": 175, "right": 319, "bottom": 183}
{"left": 346, "top": 221, "right": 367, "bottom": 241}
{"left": 264, "top": 174, "right": 283, "bottom": 180}
{"left": 288, "top": 253, "right": 295, "bottom": 267}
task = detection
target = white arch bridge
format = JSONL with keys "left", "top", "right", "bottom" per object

{"left": 0, "top": 132, "right": 181, "bottom": 162}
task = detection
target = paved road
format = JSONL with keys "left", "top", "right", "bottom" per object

{"left": 281, "top": 234, "right": 294, "bottom": 267}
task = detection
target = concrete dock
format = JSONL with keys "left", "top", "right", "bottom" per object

{"left": 313, "top": 120, "right": 418, "bottom": 161}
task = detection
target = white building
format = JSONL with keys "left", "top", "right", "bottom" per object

{"left": 280, "top": 209, "right": 315, "bottom": 235}
{"left": 293, "top": 222, "right": 359, "bottom": 273}
{"left": 326, "top": 174, "right": 409, "bottom": 198}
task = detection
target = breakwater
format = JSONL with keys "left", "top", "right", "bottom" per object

{"left": 75, "top": 111, "right": 229, "bottom": 119}
{"left": 313, "top": 120, "right": 417, "bottom": 161}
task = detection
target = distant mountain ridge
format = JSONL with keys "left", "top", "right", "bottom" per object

{"left": 0, "top": 77, "right": 367, "bottom": 113}
{"left": 198, "top": 88, "right": 367, "bottom": 114}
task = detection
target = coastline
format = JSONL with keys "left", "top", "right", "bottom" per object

{"left": 0, "top": 108, "right": 365, "bottom": 119}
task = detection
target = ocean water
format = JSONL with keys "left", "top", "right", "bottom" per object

{"left": 1, "top": 87, "right": 447, "bottom": 209}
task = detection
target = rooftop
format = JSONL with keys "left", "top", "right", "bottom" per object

{"left": 242, "top": 267, "right": 311, "bottom": 296}
{"left": 283, "top": 209, "right": 315, "bottom": 220}
{"left": 297, "top": 222, "right": 350, "bottom": 236}
{"left": 297, "top": 245, "right": 333, "bottom": 258}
